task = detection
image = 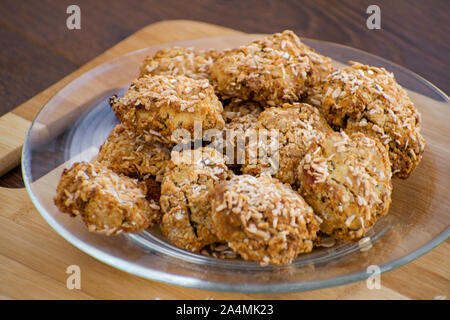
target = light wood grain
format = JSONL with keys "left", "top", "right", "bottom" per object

{"left": 0, "top": 113, "right": 30, "bottom": 176}
{"left": 0, "top": 20, "right": 448, "bottom": 300}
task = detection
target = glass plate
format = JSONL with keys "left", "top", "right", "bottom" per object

{"left": 22, "top": 35, "right": 450, "bottom": 293}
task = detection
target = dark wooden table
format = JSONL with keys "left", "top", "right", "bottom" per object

{"left": 0, "top": 0, "right": 449, "bottom": 187}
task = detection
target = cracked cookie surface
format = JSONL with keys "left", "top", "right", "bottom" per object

{"left": 159, "top": 147, "right": 233, "bottom": 252}
{"left": 297, "top": 131, "right": 392, "bottom": 240}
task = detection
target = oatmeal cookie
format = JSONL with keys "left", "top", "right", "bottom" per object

{"left": 222, "top": 98, "right": 262, "bottom": 125}
{"left": 159, "top": 147, "right": 233, "bottom": 252}
{"left": 110, "top": 75, "right": 224, "bottom": 143}
{"left": 320, "top": 61, "right": 425, "bottom": 178}
{"left": 210, "top": 30, "right": 324, "bottom": 107}
{"left": 54, "top": 161, "right": 160, "bottom": 235}
{"left": 211, "top": 99, "right": 262, "bottom": 168}
{"left": 211, "top": 174, "right": 320, "bottom": 266}
{"left": 241, "top": 103, "right": 333, "bottom": 185}
{"left": 97, "top": 124, "right": 171, "bottom": 182}
{"left": 139, "top": 47, "right": 220, "bottom": 80}
{"left": 297, "top": 131, "right": 392, "bottom": 240}
{"left": 301, "top": 46, "right": 335, "bottom": 107}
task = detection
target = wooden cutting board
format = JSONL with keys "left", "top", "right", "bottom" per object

{"left": 0, "top": 20, "right": 448, "bottom": 300}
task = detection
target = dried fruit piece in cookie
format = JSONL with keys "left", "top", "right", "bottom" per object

{"left": 297, "top": 131, "right": 392, "bottom": 241}
{"left": 54, "top": 161, "right": 160, "bottom": 235}
{"left": 139, "top": 47, "right": 220, "bottom": 80}
{"left": 211, "top": 30, "right": 319, "bottom": 107}
{"left": 159, "top": 147, "right": 233, "bottom": 252}
{"left": 320, "top": 61, "right": 425, "bottom": 178}
{"left": 110, "top": 75, "right": 224, "bottom": 143}
{"left": 241, "top": 103, "right": 333, "bottom": 185}
{"left": 211, "top": 174, "right": 320, "bottom": 266}
{"left": 98, "top": 124, "right": 171, "bottom": 182}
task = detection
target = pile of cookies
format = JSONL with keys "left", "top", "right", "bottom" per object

{"left": 54, "top": 31, "right": 425, "bottom": 266}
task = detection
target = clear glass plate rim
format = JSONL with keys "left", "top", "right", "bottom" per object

{"left": 21, "top": 35, "right": 450, "bottom": 293}
{"left": 17, "top": 182, "right": 450, "bottom": 293}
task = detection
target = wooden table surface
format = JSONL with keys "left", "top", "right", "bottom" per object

{"left": 0, "top": 1, "right": 448, "bottom": 300}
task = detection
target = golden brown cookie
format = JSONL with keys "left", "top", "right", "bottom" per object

{"left": 210, "top": 30, "right": 330, "bottom": 107}
{"left": 211, "top": 174, "right": 320, "bottom": 266}
{"left": 222, "top": 98, "right": 262, "bottom": 125}
{"left": 208, "top": 99, "right": 263, "bottom": 168}
{"left": 139, "top": 47, "right": 220, "bottom": 80}
{"left": 159, "top": 147, "right": 233, "bottom": 252}
{"left": 54, "top": 162, "right": 160, "bottom": 235}
{"left": 97, "top": 124, "right": 171, "bottom": 182}
{"left": 301, "top": 45, "right": 335, "bottom": 107}
{"left": 297, "top": 131, "right": 392, "bottom": 240}
{"left": 320, "top": 61, "right": 425, "bottom": 178}
{"left": 241, "top": 103, "right": 333, "bottom": 185}
{"left": 110, "top": 75, "right": 224, "bottom": 143}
